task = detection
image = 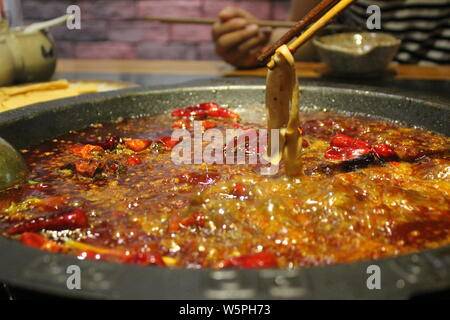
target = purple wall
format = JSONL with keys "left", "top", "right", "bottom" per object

{"left": 23, "top": 0, "right": 290, "bottom": 60}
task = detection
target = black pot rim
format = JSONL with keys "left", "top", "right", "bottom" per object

{"left": 0, "top": 79, "right": 449, "bottom": 300}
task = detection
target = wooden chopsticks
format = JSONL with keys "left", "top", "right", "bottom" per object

{"left": 146, "top": 17, "right": 297, "bottom": 29}
{"left": 261, "top": 0, "right": 357, "bottom": 68}
{"left": 258, "top": 0, "right": 338, "bottom": 63}
{"left": 148, "top": 0, "right": 357, "bottom": 68}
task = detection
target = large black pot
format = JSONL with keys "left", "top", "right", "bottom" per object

{"left": 0, "top": 79, "right": 449, "bottom": 299}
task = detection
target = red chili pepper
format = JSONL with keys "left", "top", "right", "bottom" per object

{"left": 324, "top": 135, "right": 371, "bottom": 161}
{"left": 302, "top": 139, "right": 309, "bottom": 148}
{"left": 167, "top": 219, "right": 182, "bottom": 233}
{"left": 231, "top": 183, "right": 247, "bottom": 198}
{"left": 75, "top": 159, "right": 104, "bottom": 177}
{"left": 154, "top": 136, "right": 180, "bottom": 149}
{"left": 325, "top": 146, "right": 371, "bottom": 161}
{"left": 125, "top": 139, "right": 152, "bottom": 152}
{"left": 69, "top": 145, "right": 84, "bottom": 156}
{"left": 324, "top": 135, "right": 397, "bottom": 161}
{"left": 178, "top": 172, "right": 220, "bottom": 185}
{"left": 372, "top": 144, "right": 397, "bottom": 159}
{"left": 221, "top": 251, "right": 278, "bottom": 269}
{"left": 20, "top": 232, "right": 64, "bottom": 253}
{"left": 330, "top": 134, "right": 371, "bottom": 149}
{"left": 85, "top": 136, "right": 119, "bottom": 150}
{"left": 171, "top": 102, "right": 239, "bottom": 120}
{"left": 171, "top": 105, "right": 207, "bottom": 119}
{"left": 198, "top": 102, "right": 219, "bottom": 110}
{"left": 7, "top": 209, "right": 88, "bottom": 235}
{"left": 205, "top": 103, "right": 239, "bottom": 119}
{"left": 69, "top": 144, "right": 104, "bottom": 158}
{"left": 202, "top": 120, "right": 217, "bottom": 129}
{"left": 127, "top": 155, "right": 142, "bottom": 166}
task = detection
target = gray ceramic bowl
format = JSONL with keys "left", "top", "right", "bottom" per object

{"left": 313, "top": 32, "right": 401, "bottom": 77}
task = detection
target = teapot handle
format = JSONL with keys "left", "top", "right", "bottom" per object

{"left": 23, "top": 14, "right": 75, "bottom": 34}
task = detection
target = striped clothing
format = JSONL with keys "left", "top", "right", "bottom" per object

{"left": 339, "top": 0, "right": 450, "bottom": 65}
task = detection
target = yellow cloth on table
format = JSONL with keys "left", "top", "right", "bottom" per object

{"left": 0, "top": 80, "right": 98, "bottom": 112}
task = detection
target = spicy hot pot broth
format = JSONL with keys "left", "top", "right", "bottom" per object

{"left": 0, "top": 101, "right": 449, "bottom": 268}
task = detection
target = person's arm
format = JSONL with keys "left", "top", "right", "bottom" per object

{"left": 212, "top": 0, "right": 321, "bottom": 68}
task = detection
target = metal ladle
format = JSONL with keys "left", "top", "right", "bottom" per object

{"left": 0, "top": 137, "right": 28, "bottom": 190}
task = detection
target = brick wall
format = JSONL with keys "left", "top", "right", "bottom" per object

{"left": 22, "top": 0, "right": 290, "bottom": 60}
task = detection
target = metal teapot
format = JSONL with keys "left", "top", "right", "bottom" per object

{"left": 0, "top": 15, "right": 72, "bottom": 86}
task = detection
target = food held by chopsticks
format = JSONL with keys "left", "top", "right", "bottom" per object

{"left": 263, "top": 0, "right": 357, "bottom": 175}
{"left": 265, "top": 45, "right": 303, "bottom": 176}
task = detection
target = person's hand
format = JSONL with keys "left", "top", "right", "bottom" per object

{"left": 212, "top": 7, "right": 272, "bottom": 68}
